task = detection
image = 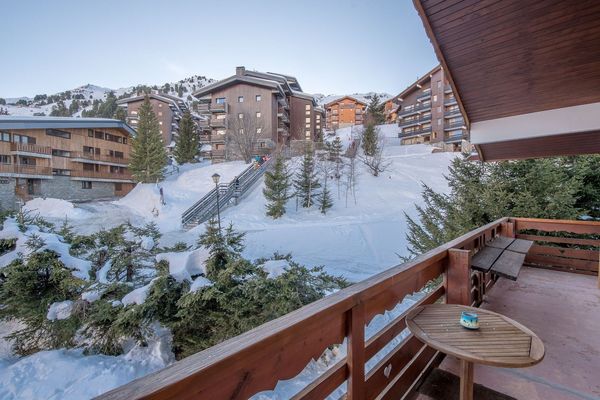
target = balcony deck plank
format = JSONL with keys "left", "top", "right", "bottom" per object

{"left": 437, "top": 267, "right": 600, "bottom": 400}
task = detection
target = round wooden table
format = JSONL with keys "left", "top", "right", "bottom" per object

{"left": 406, "top": 304, "right": 544, "bottom": 400}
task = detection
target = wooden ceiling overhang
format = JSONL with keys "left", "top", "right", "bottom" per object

{"left": 413, "top": 0, "right": 600, "bottom": 161}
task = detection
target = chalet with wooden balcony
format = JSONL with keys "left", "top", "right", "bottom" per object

{"left": 391, "top": 65, "right": 468, "bottom": 149}
{"left": 96, "top": 2, "right": 600, "bottom": 400}
{"left": 324, "top": 96, "right": 368, "bottom": 131}
{"left": 192, "top": 66, "right": 320, "bottom": 162}
{"left": 0, "top": 116, "right": 135, "bottom": 209}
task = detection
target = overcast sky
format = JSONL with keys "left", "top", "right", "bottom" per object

{"left": 1, "top": 0, "right": 439, "bottom": 98}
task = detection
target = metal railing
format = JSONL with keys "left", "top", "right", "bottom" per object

{"left": 398, "top": 102, "right": 431, "bottom": 116}
{"left": 181, "top": 157, "right": 274, "bottom": 228}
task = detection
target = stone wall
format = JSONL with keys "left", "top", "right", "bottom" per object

{"left": 0, "top": 178, "right": 17, "bottom": 211}
{"left": 40, "top": 177, "right": 116, "bottom": 202}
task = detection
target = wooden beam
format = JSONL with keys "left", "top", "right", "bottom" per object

{"left": 347, "top": 303, "right": 366, "bottom": 400}
{"left": 446, "top": 248, "right": 472, "bottom": 305}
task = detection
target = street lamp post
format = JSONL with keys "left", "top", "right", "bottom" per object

{"left": 212, "top": 173, "right": 221, "bottom": 231}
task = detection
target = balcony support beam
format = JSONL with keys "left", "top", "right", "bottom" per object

{"left": 347, "top": 302, "right": 366, "bottom": 400}
{"left": 445, "top": 248, "right": 472, "bottom": 305}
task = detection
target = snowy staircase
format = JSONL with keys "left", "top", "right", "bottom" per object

{"left": 181, "top": 158, "right": 273, "bottom": 229}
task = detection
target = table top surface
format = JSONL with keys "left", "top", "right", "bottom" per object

{"left": 406, "top": 304, "right": 545, "bottom": 368}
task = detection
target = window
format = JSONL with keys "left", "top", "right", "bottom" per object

{"left": 110, "top": 166, "right": 122, "bottom": 173}
{"left": 52, "top": 149, "right": 70, "bottom": 157}
{"left": 114, "top": 183, "right": 123, "bottom": 191}
{"left": 305, "top": 111, "right": 310, "bottom": 116}
{"left": 260, "top": 141, "right": 266, "bottom": 148}
{"left": 158, "top": 111, "right": 163, "bottom": 116}
{"left": 238, "top": 113, "right": 244, "bottom": 119}
{"left": 158, "top": 103, "right": 163, "bottom": 108}
{"left": 437, "top": 80, "right": 442, "bottom": 88}
{"left": 433, "top": 95, "right": 438, "bottom": 102}
{"left": 256, "top": 128, "right": 262, "bottom": 134}
{"left": 123, "top": 137, "right": 128, "bottom": 144}
{"left": 216, "top": 97, "right": 226, "bottom": 104}
{"left": 437, "top": 106, "right": 442, "bottom": 113}
{"left": 83, "top": 163, "right": 96, "bottom": 171}
{"left": 0, "top": 131, "right": 9, "bottom": 142}
{"left": 95, "top": 131, "right": 104, "bottom": 139}
{"left": 305, "top": 123, "right": 311, "bottom": 128}
{"left": 46, "top": 129, "right": 71, "bottom": 139}
{"left": 437, "top": 118, "right": 442, "bottom": 126}
{"left": 305, "top": 117, "right": 311, "bottom": 123}
{"left": 239, "top": 129, "right": 244, "bottom": 134}
{"left": 81, "top": 181, "right": 93, "bottom": 189}
{"left": 52, "top": 169, "right": 70, "bottom": 176}
{"left": 305, "top": 104, "right": 311, "bottom": 110}
{"left": 255, "top": 95, "right": 261, "bottom": 101}
{"left": 83, "top": 146, "right": 100, "bottom": 155}
{"left": 238, "top": 96, "right": 244, "bottom": 103}
{"left": 13, "top": 134, "right": 35, "bottom": 144}
{"left": 88, "top": 129, "right": 94, "bottom": 137}
{"left": 108, "top": 150, "right": 124, "bottom": 158}
{"left": 131, "top": 110, "right": 138, "bottom": 115}
{"left": 0, "top": 155, "right": 10, "bottom": 164}
{"left": 131, "top": 119, "right": 138, "bottom": 124}
{"left": 256, "top": 112, "right": 261, "bottom": 118}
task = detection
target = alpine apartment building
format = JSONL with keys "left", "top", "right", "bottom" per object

{"left": 117, "top": 92, "right": 189, "bottom": 151}
{"left": 192, "top": 66, "right": 322, "bottom": 161}
{"left": 0, "top": 116, "right": 136, "bottom": 210}
{"left": 392, "top": 64, "right": 468, "bottom": 148}
{"left": 324, "top": 96, "right": 367, "bottom": 130}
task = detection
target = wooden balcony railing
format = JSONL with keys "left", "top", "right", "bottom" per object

{"left": 10, "top": 142, "right": 52, "bottom": 156}
{"left": 96, "top": 217, "right": 599, "bottom": 400}
{"left": 71, "top": 170, "right": 133, "bottom": 181}
{"left": 70, "top": 151, "right": 129, "bottom": 165}
{"left": 0, "top": 164, "right": 52, "bottom": 176}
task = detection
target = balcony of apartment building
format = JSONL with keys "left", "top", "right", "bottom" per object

{"left": 70, "top": 151, "right": 129, "bottom": 167}
{"left": 70, "top": 168, "right": 133, "bottom": 182}
{"left": 416, "top": 90, "right": 432, "bottom": 102}
{"left": 444, "top": 129, "right": 469, "bottom": 143}
{"left": 210, "top": 116, "right": 228, "bottom": 128}
{"left": 400, "top": 125, "right": 432, "bottom": 138}
{"left": 444, "top": 84, "right": 453, "bottom": 94}
{"left": 277, "top": 107, "right": 290, "bottom": 124}
{"left": 0, "top": 163, "right": 53, "bottom": 179}
{"left": 444, "top": 105, "right": 462, "bottom": 118}
{"left": 197, "top": 101, "right": 228, "bottom": 114}
{"left": 398, "top": 101, "right": 432, "bottom": 117}
{"left": 9, "top": 142, "right": 52, "bottom": 159}
{"left": 444, "top": 118, "right": 466, "bottom": 131}
{"left": 399, "top": 113, "right": 432, "bottom": 128}
{"left": 98, "top": 216, "right": 600, "bottom": 400}
{"left": 444, "top": 95, "right": 457, "bottom": 106}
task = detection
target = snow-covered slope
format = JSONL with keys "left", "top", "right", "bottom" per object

{"left": 1, "top": 75, "right": 214, "bottom": 117}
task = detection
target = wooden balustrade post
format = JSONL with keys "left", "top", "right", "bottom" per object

{"left": 500, "top": 221, "right": 515, "bottom": 238}
{"left": 445, "top": 249, "right": 472, "bottom": 305}
{"left": 347, "top": 302, "right": 365, "bottom": 400}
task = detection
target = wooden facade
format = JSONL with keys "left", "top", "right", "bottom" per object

{"left": 325, "top": 96, "right": 367, "bottom": 130}
{"left": 0, "top": 118, "right": 134, "bottom": 207}
{"left": 95, "top": 217, "right": 599, "bottom": 400}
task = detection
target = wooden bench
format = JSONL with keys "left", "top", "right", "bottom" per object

{"left": 471, "top": 237, "right": 534, "bottom": 280}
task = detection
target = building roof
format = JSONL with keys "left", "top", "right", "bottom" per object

{"left": 116, "top": 93, "right": 185, "bottom": 113}
{"left": 192, "top": 67, "right": 314, "bottom": 104}
{"left": 0, "top": 116, "right": 136, "bottom": 137}
{"left": 324, "top": 95, "right": 368, "bottom": 108}
{"left": 414, "top": 0, "right": 600, "bottom": 161}
{"left": 393, "top": 64, "right": 441, "bottom": 102}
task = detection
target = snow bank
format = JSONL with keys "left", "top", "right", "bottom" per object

{"left": 0, "top": 324, "right": 174, "bottom": 400}
{"left": 121, "top": 280, "right": 156, "bottom": 306}
{"left": 0, "top": 218, "right": 92, "bottom": 279}
{"left": 260, "top": 260, "right": 289, "bottom": 278}
{"left": 155, "top": 247, "right": 209, "bottom": 282}
{"left": 46, "top": 301, "right": 74, "bottom": 321}
{"left": 190, "top": 276, "right": 212, "bottom": 292}
{"left": 23, "top": 198, "right": 90, "bottom": 220}
{"left": 116, "top": 161, "right": 249, "bottom": 232}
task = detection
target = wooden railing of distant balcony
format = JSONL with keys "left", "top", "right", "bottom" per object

{"left": 70, "top": 170, "right": 133, "bottom": 181}
{"left": 95, "top": 218, "right": 599, "bottom": 400}
{"left": 9, "top": 142, "right": 52, "bottom": 155}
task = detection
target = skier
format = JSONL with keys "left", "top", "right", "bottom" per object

{"left": 159, "top": 187, "right": 166, "bottom": 205}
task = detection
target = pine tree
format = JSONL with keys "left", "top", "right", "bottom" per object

{"left": 113, "top": 106, "right": 127, "bottom": 122}
{"left": 50, "top": 100, "right": 69, "bottom": 117}
{"left": 197, "top": 219, "right": 245, "bottom": 279}
{"left": 293, "top": 148, "right": 321, "bottom": 208}
{"left": 366, "top": 94, "right": 385, "bottom": 125}
{"left": 318, "top": 185, "right": 334, "bottom": 214}
{"left": 263, "top": 156, "right": 293, "bottom": 218}
{"left": 129, "top": 96, "right": 168, "bottom": 183}
{"left": 173, "top": 111, "right": 199, "bottom": 164}
{"left": 361, "top": 123, "right": 378, "bottom": 156}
